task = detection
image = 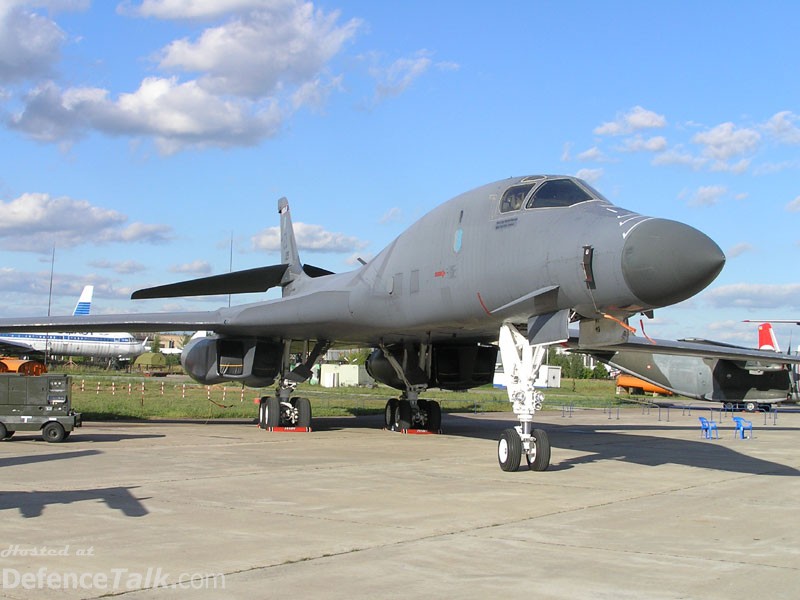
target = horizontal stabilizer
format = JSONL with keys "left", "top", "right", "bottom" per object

{"left": 303, "top": 264, "right": 335, "bottom": 278}
{"left": 132, "top": 264, "right": 289, "bottom": 300}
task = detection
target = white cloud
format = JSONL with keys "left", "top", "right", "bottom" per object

{"left": 119, "top": 0, "right": 282, "bottom": 19}
{"left": 370, "top": 50, "right": 432, "bottom": 101}
{"left": 576, "top": 146, "right": 607, "bottom": 162}
{"left": 764, "top": 111, "right": 800, "bottom": 144}
{"left": 692, "top": 122, "right": 760, "bottom": 161}
{"left": 379, "top": 207, "right": 402, "bottom": 224}
{"left": 170, "top": 260, "right": 212, "bottom": 275}
{"left": 0, "top": 1, "right": 67, "bottom": 83}
{"left": 594, "top": 106, "right": 666, "bottom": 136}
{"left": 620, "top": 135, "right": 668, "bottom": 153}
{"left": 251, "top": 221, "right": 367, "bottom": 253}
{"left": 291, "top": 75, "right": 343, "bottom": 111}
{"left": 785, "top": 196, "right": 800, "bottom": 212}
{"left": 652, "top": 148, "right": 706, "bottom": 170}
{"left": 89, "top": 259, "right": 148, "bottom": 274}
{"left": 0, "top": 192, "right": 173, "bottom": 251}
{"left": 156, "top": 3, "right": 360, "bottom": 99}
{"left": 574, "top": 168, "right": 603, "bottom": 184}
{"left": 560, "top": 142, "right": 572, "bottom": 162}
{"left": 709, "top": 158, "right": 751, "bottom": 174}
{"left": 114, "top": 222, "right": 173, "bottom": 243}
{"left": 10, "top": 78, "right": 285, "bottom": 153}
{"left": 6, "top": 1, "right": 360, "bottom": 152}
{"left": 726, "top": 242, "right": 753, "bottom": 258}
{"left": 686, "top": 185, "right": 727, "bottom": 207}
{"left": 754, "top": 159, "right": 800, "bottom": 175}
{"left": 704, "top": 283, "right": 800, "bottom": 309}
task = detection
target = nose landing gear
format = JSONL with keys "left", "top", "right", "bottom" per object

{"left": 497, "top": 323, "right": 552, "bottom": 472}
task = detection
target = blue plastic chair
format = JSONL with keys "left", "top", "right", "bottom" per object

{"left": 732, "top": 416, "right": 753, "bottom": 439}
{"left": 699, "top": 416, "right": 719, "bottom": 439}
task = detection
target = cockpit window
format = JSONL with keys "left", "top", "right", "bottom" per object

{"left": 525, "top": 178, "right": 593, "bottom": 209}
{"left": 499, "top": 184, "right": 535, "bottom": 213}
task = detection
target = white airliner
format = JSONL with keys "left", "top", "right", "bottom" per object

{"left": 0, "top": 286, "right": 147, "bottom": 359}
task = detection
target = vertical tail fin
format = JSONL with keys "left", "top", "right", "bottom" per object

{"left": 758, "top": 323, "right": 780, "bottom": 352}
{"left": 278, "top": 197, "right": 302, "bottom": 276}
{"left": 73, "top": 285, "right": 93, "bottom": 316}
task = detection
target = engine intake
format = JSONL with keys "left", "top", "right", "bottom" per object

{"left": 181, "top": 335, "right": 282, "bottom": 387}
{"left": 365, "top": 343, "right": 497, "bottom": 391}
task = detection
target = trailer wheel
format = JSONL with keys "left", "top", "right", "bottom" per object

{"left": 42, "top": 422, "right": 66, "bottom": 443}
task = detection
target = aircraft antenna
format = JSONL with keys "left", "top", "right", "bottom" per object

{"left": 45, "top": 245, "right": 55, "bottom": 365}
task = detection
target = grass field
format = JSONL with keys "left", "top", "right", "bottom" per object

{"left": 66, "top": 374, "right": 652, "bottom": 420}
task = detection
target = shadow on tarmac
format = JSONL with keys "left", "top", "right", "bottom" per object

{"left": 0, "top": 449, "right": 102, "bottom": 469}
{"left": 0, "top": 486, "right": 149, "bottom": 518}
{"left": 313, "top": 412, "right": 800, "bottom": 477}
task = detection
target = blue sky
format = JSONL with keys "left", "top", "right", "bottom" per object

{"left": 1, "top": 1, "right": 800, "bottom": 346}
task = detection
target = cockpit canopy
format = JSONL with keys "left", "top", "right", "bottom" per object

{"left": 499, "top": 176, "right": 608, "bottom": 213}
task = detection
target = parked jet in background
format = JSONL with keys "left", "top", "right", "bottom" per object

{"left": 0, "top": 286, "right": 147, "bottom": 359}
{"left": 576, "top": 322, "right": 800, "bottom": 412}
{"left": 0, "top": 174, "right": 744, "bottom": 471}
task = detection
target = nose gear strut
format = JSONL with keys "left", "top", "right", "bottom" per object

{"left": 497, "top": 323, "right": 551, "bottom": 471}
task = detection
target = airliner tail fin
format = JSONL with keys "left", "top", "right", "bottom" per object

{"left": 758, "top": 323, "right": 781, "bottom": 352}
{"left": 73, "top": 285, "right": 94, "bottom": 316}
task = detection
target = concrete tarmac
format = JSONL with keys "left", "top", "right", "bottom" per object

{"left": 1, "top": 407, "right": 799, "bottom": 599}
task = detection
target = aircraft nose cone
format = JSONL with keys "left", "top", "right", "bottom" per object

{"left": 622, "top": 218, "right": 725, "bottom": 307}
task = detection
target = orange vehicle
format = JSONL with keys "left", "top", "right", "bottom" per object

{"left": 616, "top": 373, "right": 673, "bottom": 396}
{"left": 0, "top": 357, "right": 47, "bottom": 376}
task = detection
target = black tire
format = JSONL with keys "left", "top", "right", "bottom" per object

{"left": 744, "top": 401, "right": 757, "bottom": 413}
{"left": 258, "top": 397, "right": 268, "bottom": 429}
{"left": 0, "top": 423, "right": 6, "bottom": 440}
{"left": 526, "top": 428, "right": 551, "bottom": 472}
{"left": 265, "top": 397, "right": 281, "bottom": 427}
{"left": 427, "top": 401, "right": 442, "bottom": 432}
{"left": 397, "top": 400, "right": 412, "bottom": 430}
{"left": 385, "top": 398, "right": 399, "bottom": 429}
{"left": 296, "top": 397, "right": 312, "bottom": 428}
{"left": 42, "top": 422, "right": 66, "bottom": 443}
{"left": 498, "top": 428, "right": 522, "bottom": 472}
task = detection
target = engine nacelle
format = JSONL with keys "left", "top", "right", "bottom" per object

{"left": 181, "top": 335, "right": 282, "bottom": 387}
{"left": 365, "top": 343, "right": 498, "bottom": 391}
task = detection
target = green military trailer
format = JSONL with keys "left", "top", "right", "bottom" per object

{"left": 0, "top": 373, "right": 81, "bottom": 442}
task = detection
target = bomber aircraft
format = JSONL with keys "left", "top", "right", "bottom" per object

{"left": 0, "top": 175, "right": 745, "bottom": 471}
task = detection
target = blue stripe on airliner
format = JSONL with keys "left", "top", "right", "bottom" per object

{"left": 73, "top": 302, "right": 91, "bottom": 316}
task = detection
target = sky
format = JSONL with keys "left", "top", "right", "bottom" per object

{"left": 1, "top": 0, "right": 800, "bottom": 347}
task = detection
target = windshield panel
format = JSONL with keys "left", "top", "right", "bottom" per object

{"left": 526, "top": 179, "right": 593, "bottom": 208}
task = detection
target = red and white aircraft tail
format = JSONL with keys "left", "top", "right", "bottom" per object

{"left": 758, "top": 323, "right": 781, "bottom": 352}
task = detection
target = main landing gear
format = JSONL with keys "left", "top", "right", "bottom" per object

{"left": 496, "top": 323, "right": 551, "bottom": 472}
{"left": 258, "top": 338, "right": 330, "bottom": 431}
{"left": 384, "top": 395, "right": 442, "bottom": 433}
{"left": 258, "top": 392, "right": 312, "bottom": 429}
